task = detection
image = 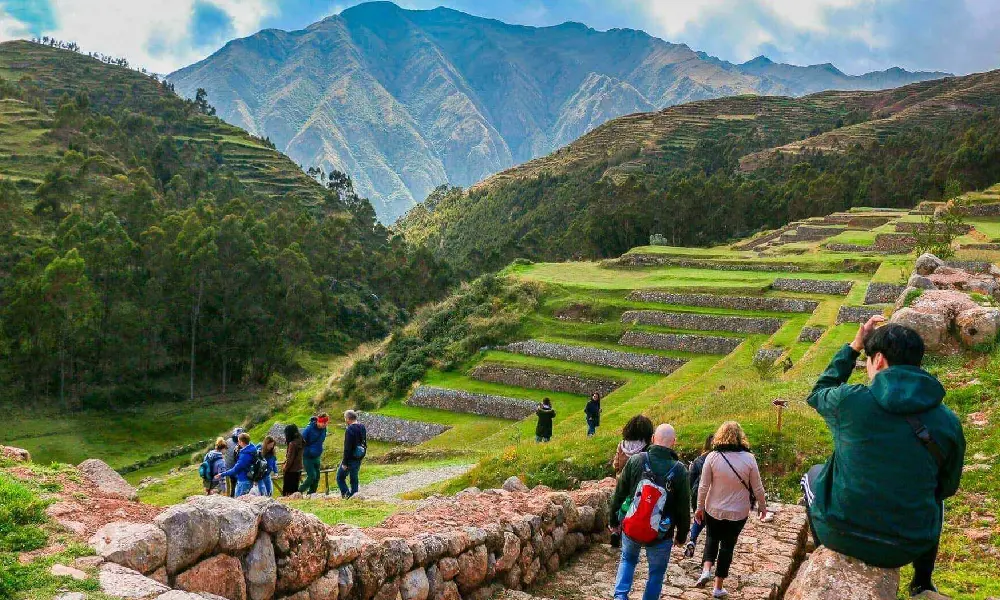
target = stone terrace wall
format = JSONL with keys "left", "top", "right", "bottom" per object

{"left": 469, "top": 364, "right": 622, "bottom": 397}
{"left": 837, "top": 305, "right": 886, "bottom": 324}
{"left": 502, "top": 340, "right": 687, "bottom": 375}
{"left": 619, "top": 331, "right": 742, "bottom": 355}
{"left": 408, "top": 386, "right": 538, "bottom": 421}
{"left": 771, "top": 278, "right": 853, "bottom": 295}
{"left": 797, "top": 327, "right": 825, "bottom": 343}
{"left": 863, "top": 283, "right": 906, "bottom": 305}
{"left": 614, "top": 255, "right": 803, "bottom": 272}
{"left": 357, "top": 412, "right": 450, "bottom": 446}
{"left": 872, "top": 233, "right": 918, "bottom": 253}
{"left": 620, "top": 310, "right": 784, "bottom": 334}
{"left": 628, "top": 291, "right": 818, "bottom": 314}
{"left": 966, "top": 202, "right": 1000, "bottom": 217}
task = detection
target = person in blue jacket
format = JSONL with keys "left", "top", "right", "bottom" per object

{"left": 298, "top": 413, "right": 329, "bottom": 495}
{"left": 259, "top": 435, "right": 279, "bottom": 497}
{"left": 216, "top": 432, "right": 257, "bottom": 497}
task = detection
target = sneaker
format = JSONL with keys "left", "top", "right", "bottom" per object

{"left": 683, "top": 541, "right": 695, "bottom": 558}
{"left": 695, "top": 572, "right": 712, "bottom": 588}
{"left": 712, "top": 589, "right": 728, "bottom": 598}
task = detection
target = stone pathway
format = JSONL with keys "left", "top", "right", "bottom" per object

{"left": 500, "top": 504, "right": 808, "bottom": 600}
{"left": 355, "top": 464, "right": 475, "bottom": 501}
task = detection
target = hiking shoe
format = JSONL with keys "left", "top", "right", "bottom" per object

{"left": 712, "top": 589, "right": 728, "bottom": 598}
{"left": 909, "top": 582, "right": 938, "bottom": 597}
{"left": 695, "top": 572, "right": 712, "bottom": 588}
{"left": 683, "top": 541, "right": 695, "bottom": 558}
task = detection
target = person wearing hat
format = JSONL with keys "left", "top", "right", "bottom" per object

{"left": 298, "top": 413, "right": 329, "bottom": 495}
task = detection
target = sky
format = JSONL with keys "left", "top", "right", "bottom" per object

{"left": 0, "top": 0, "right": 998, "bottom": 76}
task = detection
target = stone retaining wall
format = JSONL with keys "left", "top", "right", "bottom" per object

{"left": 619, "top": 331, "right": 742, "bottom": 355}
{"left": 356, "top": 412, "right": 451, "bottom": 446}
{"left": 628, "top": 291, "right": 818, "bottom": 314}
{"left": 771, "top": 278, "right": 854, "bottom": 295}
{"left": 945, "top": 260, "right": 993, "bottom": 274}
{"left": 407, "top": 386, "right": 538, "bottom": 421}
{"left": 469, "top": 364, "right": 622, "bottom": 397}
{"left": 863, "top": 283, "right": 906, "bottom": 305}
{"left": 614, "top": 255, "right": 803, "bottom": 272}
{"left": 797, "top": 327, "right": 825, "bottom": 343}
{"left": 754, "top": 347, "right": 786, "bottom": 364}
{"left": 620, "top": 310, "right": 784, "bottom": 334}
{"left": 966, "top": 202, "right": 1000, "bottom": 217}
{"left": 837, "top": 305, "right": 886, "bottom": 324}
{"left": 894, "top": 221, "right": 972, "bottom": 234}
{"left": 502, "top": 340, "right": 686, "bottom": 375}
{"left": 872, "top": 233, "right": 918, "bottom": 253}
{"left": 961, "top": 243, "right": 1000, "bottom": 251}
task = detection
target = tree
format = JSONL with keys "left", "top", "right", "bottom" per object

{"left": 194, "top": 88, "right": 216, "bottom": 116}
{"left": 41, "top": 249, "right": 97, "bottom": 407}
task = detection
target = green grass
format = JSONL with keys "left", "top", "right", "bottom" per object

{"left": 283, "top": 499, "right": 400, "bottom": 528}
{"left": 968, "top": 218, "right": 1000, "bottom": 241}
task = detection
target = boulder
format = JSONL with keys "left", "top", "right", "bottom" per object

{"left": 1, "top": 445, "right": 30, "bottom": 462}
{"left": 495, "top": 533, "right": 520, "bottom": 572}
{"left": 437, "top": 557, "right": 459, "bottom": 581}
{"left": 328, "top": 532, "right": 372, "bottom": 569}
{"left": 502, "top": 476, "right": 528, "bottom": 493}
{"left": 274, "top": 510, "right": 329, "bottom": 593}
{"left": 90, "top": 522, "right": 167, "bottom": 575}
{"left": 99, "top": 562, "right": 170, "bottom": 598}
{"left": 308, "top": 571, "right": 340, "bottom": 600}
{"left": 156, "top": 592, "right": 212, "bottom": 600}
{"left": 401, "top": 568, "right": 430, "bottom": 600}
{"left": 186, "top": 496, "right": 259, "bottom": 552}
{"left": 238, "top": 495, "right": 293, "bottom": 533}
{"left": 155, "top": 501, "right": 221, "bottom": 575}
{"left": 78, "top": 459, "right": 138, "bottom": 501}
{"left": 175, "top": 554, "right": 247, "bottom": 600}
{"left": 784, "top": 547, "right": 898, "bottom": 600}
{"left": 890, "top": 308, "right": 949, "bottom": 352}
{"left": 909, "top": 290, "right": 979, "bottom": 321}
{"left": 907, "top": 274, "right": 936, "bottom": 290}
{"left": 51, "top": 563, "right": 88, "bottom": 580}
{"left": 915, "top": 253, "right": 944, "bottom": 276}
{"left": 244, "top": 531, "right": 277, "bottom": 600}
{"left": 74, "top": 555, "right": 105, "bottom": 570}
{"left": 955, "top": 307, "right": 1000, "bottom": 347}
{"left": 383, "top": 537, "right": 415, "bottom": 578}
{"left": 455, "top": 545, "right": 489, "bottom": 592}
{"left": 434, "top": 581, "right": 461, "bottom": 600}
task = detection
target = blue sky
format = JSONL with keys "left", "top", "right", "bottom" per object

{"left": 0, "top": 0, "right": 998, "bottom": 76}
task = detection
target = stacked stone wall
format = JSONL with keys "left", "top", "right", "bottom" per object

{"left": 407, "top": 387, "right": 538, "bottom": 420}
{"left": 628, "top": 291, "right": 818, "bottom": 314}
{"left": 966, "top": 203, "right": 1000, "bottom": 217}
{"left": 837, "top": 306, "right": 886, "bottom": 324}
{"left": 502, "top": 340, "right": 686, "bottom": 375}
{"left": 469, "top": 364, "right": 622, "bottom": 397}
{"left": 620, "top": 310, "right": 783, "bottom": 334}
{"left": 945, "top": 260, "right": 993, "bottom": 273}
{"left": 894, "top": 221, "right": 972, "bottom": 234}
{"left": 619, "top": 331, "right": 742, "bottom": 355}
{"left": 872, "top": 233, "right": 918, "bottom": 253}
{"left": 613, "top": 255, "right": 803, "bottom": 272}
{"left": 771, "top": 278, "right": 853, "bottom": 295}
{"left": 357, "top": 412, "right": 451, "bottom": 446}
{"left": 797, "top": 327, "right": 825, "bottom": 343}
{"left": 863, "top": 283, "right": 906, "bottom": 305}
{"left": 785, "top": 225, "right": 846, "bottom": 241}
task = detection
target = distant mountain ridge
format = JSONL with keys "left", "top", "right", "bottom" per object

{"left": 168, "top": 1, "right": 949, "bottom": 222}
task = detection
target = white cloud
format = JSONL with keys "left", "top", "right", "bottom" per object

{"left": 0, "top": 8, "right": 30, "bottom": 41}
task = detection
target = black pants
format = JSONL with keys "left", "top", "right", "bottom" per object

{"left": 702, "top": 513, "right": 747, "bottom": 578}
{"left": 801, "top": 464, "right": 939, "bottom": 591}
{"left": 282, "top": 470, "right": 301, "bottom": 497}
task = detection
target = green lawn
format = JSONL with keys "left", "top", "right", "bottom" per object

{"left": 969, "top": 218, "right": 1000, "bottom": 241}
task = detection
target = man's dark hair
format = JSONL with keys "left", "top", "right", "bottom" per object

{"left": 864, "top": 323, "right": 925, "bottom": 366}
{"left": 622, "top": 415, "right": 654, "bottom": 445}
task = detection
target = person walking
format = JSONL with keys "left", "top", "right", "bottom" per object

{"left": 802, "top": 317, "right": 965, "bottom": 597}
{"left": 337, "top": 410, "right": 367, "bottom": 498}
{"left": 223, "top": 427, "right": 244, "bottom": 497}
{"left": 201, "top": 438, "right": 228, "bottom": 496}
{"left": 608, "top": 424, "right": 690, "bottom": 600}
{"left": 216, "top": 432, "right": 257, "bottom": 498}
{"left": 298, "top": 413, "right": 329, "bottom": 495}
{"left": 535, "top": 398, "right": 555, "bottom": 443}
{"left": 282, "top": 423, "right": 304, "bottom": 497}
{"left": 684, "top": 433, "right": 714, "bottom": 558}
{"left": 694, "top": 421, "right": 767, "bottom": 598}
{"left": 259, "top": 435, "right": 278, "bottom": 497}
{"left": 584, "top": 392, "right": 602, "bottom": 437}
{"left": 613, "top": 415, "right": 654, "bottom": 474}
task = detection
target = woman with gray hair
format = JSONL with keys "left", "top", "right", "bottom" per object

{"left": 337, "top": 410, "right": 368, "bottom": 498}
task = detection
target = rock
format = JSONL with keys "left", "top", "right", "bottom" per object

{"left": 890, "top": 308, "right": 949, "bottom": 352}
{"left": 156, "top": 592, "right": 210, "bottom": 600}
{"left": 308, "top": 571, "right": 340, "bottom": 600}
{"left": 328, "top": 532, "right": 372, "bottom": 569}
{"left": 912, "top": 592, "right": 951, "bottom": 600}
{"left": 909, "top": 290, "right": 979, "bottom": 321}
{"left": 495, "top": 532, "right": 520, "bottom": 572}
{"left": 74, "top": 555, "right": 105, "bottom": 569}
{"left": 575, "top": 506, "right": 596, "bottom": 532}
{"left": 908, "top": 274, "right": 936, "bottom": 290}
{"left": 59, "top": 519, "right": 87, "bottom": 536}
{"left": 339, "top": 565, "right": 355, "bottom": 600}
{"left": 99, "top": 562, "right": 170, "bottom": 598}
{"left": 238, "top": 495, "right": 293, "bottom": 533}
{"left": 186, "top": 495, "right": 259, "bottom": 553}
{"left": 502, "top": 476, "right": 528, "bottom": 493}
{"left": 151, "top": 567, "right": 168, "bottom": 585}
{"left": 401, "top": 568, "right": 430, "bottom": 600}
{"left": 90, "top": 521, "right": 167, "bottom": 575}
{"left": 434, "top": 581, "right": 461, "bottom": 600}
{"left": 154, "top": 501, "right": 220, "bottom": 575}
{"left": 915, "top": 253, "right": 944, "bottom": 276}
{"left": 78, "top": 458, "right": 139, "bottom": 501}
{"left": 55, "top": 594, "right": 86, "bottom": 600}
{"left": 175, "top": 554, "right": 247, "bottom": 600}
{"left": 955, "top": 307, "right": 1000, "bottom": 347}
{"left": 274, "top": 510, "right": 329, "bottom": 593}
{"left": 437, "top": 557, "right": 459, "bottom": 581}
{"left": 51, "top": 563, "right": 88, "bottom": 580}
{"left": 1, "top": 445, "right": 30, "bottom": 462}
{"left": 244, "top": 531, "right": 277, "bottom": 600}
{"left": 383, "top": 537, "right": 415, "bottom": 578}
{"left": 455, "top": 545, "right": 488, "bottom": 592}
{"left": 374, "top": 579, "right": 401, "bottom": 600}
{"left": 784, "top": 547, "right": 898, "bottom": 600}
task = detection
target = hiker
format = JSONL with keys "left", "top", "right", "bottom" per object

{"left": 282, "top": 423, "right": 304, "bottom": 497}
{"left": 201, "top": 438, "right": 228, "bottom": 495}
{"left": 609, "top": 424, "right": 690, "bottom": 600}
{"left": 695, "top": 421, "right": 767, "bottom": 597}
{"left": 684, "top": 433, "right": 714, "bottom": 558}
{"left": 535, "top": 398, "right": 555, "bottom": 442}
{"left": 298, "top": 413, "right": 329, "bottom": 495}
{"left": 259, "top": 435, "right": 278, "bottom": 497}
{"left": 337, "top": 410, "right": 368, "bottom": 498}
{"left": 802, "top": 316, "right": 965, "bottom": 597}
{"left": 584, "top": 392, "right": 602, "bottom": 436}
{"left": 613, "top": 415, "right": 654, "bottom": 474}
{"left": 216, "top": 432, "right": 257, "bottom": 497}
{"left": 223, "top": 427, "right": 244, "bottom": 497}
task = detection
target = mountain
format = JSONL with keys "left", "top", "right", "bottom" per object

{"left": 398, "top": 70, "right": 1000, "bottom": 274}
{"left": 167, "top": 1, "right": 948, "bottom": 222}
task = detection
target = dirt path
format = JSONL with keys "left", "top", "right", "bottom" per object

{"left": 355, "top": 464, "right": 475, "bottom": 502}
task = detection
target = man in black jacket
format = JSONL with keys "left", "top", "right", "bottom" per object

{"left": 337, "top": 410, "right": 367, "bottom": 498}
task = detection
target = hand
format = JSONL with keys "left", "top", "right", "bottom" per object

{"left": 758, "top": 510, "right": 768, "bottom": 520}
{"left": 340, "top": 464, "right": 347, "bottom": 472}
{"left": 850, "top": 315, "right": 885, "bottom": 352}
{"left": 695, "top": 508, "right": 704, "bottom": 523}
{"left": 213, "top": 474, "right": 221, "bottom": 480}
{"left": 608, "top": 525, "right": 621, "bottom": 535}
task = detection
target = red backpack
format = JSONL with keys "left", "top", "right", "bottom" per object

{"left": 621, "top": 453, "right": 682, "bottom": 544}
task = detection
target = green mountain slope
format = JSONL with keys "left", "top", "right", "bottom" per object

{"left": 167, "top": 1, "right": 946, "bottom": 222}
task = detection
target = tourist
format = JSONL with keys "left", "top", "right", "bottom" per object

{"left": 258, "top": 435, "right": 278, "bottom": 497}
{"left": 216, "top": 432, "right": 257, "bottom": 497}
{"left": 337, "top": 410, "right": 368, "bottom": 498}
{"left": 684, "top": 433, "right": 714, "bottom": 558}
{"left": 298, "top": 413, "right": 329, "bottom": 495}
{"left": 608, "top": 424, "right": 690, "bottom": 600}
{"left": 584, "top": 392, "right": 602, "bottom": 436}
{"left": 612, "top": 415, "right": 654, "bottom": 474}
{"left": 802, "top": 317, "right": 965, "bottom": 597}
{"left": 695, "top": 421, "right": 767, "bottom": 598}
{"left": 535, "top": 398, "right": 555, "bottom": 442}
{"left": 223, "top": 427, "right": 244, "bottom": 497}
{"left": 201, "top": 438, "right": 228, "bottom": 496}
{"left": 282, "top": 423, "right": 304, "bottom": 497}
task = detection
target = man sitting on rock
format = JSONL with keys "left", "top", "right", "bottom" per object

{"left": 609, "top": 423, "right": 690, "bottom": 600}
{"left": 802, "top": 316, "right": 965, "bottom": 597}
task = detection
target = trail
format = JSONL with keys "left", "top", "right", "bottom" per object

{"left": 355, "top": 464, "right": 475, "bottom": 502}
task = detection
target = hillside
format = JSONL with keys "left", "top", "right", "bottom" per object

{"left": 398, "top": 70, "right": 1000, "bottom": 275}
{"left": 166, "top": 1, "right": 945, "bottom": 222}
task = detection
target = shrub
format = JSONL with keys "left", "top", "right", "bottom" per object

{"left": 903, "top": 288, "right": 924, "bottom": 307}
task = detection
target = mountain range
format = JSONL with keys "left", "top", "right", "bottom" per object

{"left": 168, "top": 1, "right": 949, "bottom": 222}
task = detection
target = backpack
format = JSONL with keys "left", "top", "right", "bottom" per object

{"left": 352, "top": 424, "right": 368, "bottom": 459}
{"left": 621, "top": 453, "right": 682, "bottom": 545}
{"left": 198, "top": 457, "right": 212, "bottom": 482}
{"left": 249, "top": 448, "right": 271, "bottom": 483}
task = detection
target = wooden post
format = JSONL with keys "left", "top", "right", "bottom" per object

{"left": 772, "top": 399, "right": 789, "bottom": 433}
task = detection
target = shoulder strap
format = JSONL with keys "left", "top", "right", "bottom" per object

{"left": 905, "top": 415, "right": 946, "bottom": 468}
{"left": 717, "top": 451, "right": 753, "bottom": 496}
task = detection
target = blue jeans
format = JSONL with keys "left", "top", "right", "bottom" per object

{"left": 337, "top": 459, "right": 362, "bottom": 498}
{"left": 234, "top": 480, "right": 253, "bottom": 497}
{"left": 258, "top": 476, "right": 273, "bottom": 497}
{"left": 689, "top": 517, "right": 705, "bottom": 544}
{"left": 613, "top": 534, "right": 673, "bottom": 600}
{"left": 587, "top": 421, "right": 597, "bottom": 436}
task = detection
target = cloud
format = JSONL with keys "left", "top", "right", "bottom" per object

{"left": 0, "top": 11, "right": 30, "bottom": 42}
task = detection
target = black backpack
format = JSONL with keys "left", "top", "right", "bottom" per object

{"left": 248, "top": 448, "right": 271, "bottom": 483}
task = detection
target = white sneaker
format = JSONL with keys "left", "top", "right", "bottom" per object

{"left": 695, "top": 572, "right": 712, "bottom": 588}
{"left": 712, "top": 589, "right": 728, "bottom": 598}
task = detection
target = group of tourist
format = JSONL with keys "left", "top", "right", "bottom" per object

{"left": 605, "top": 317, "right": 965, "bottom": 600}
{"left": 533, "top": 391, "right": 603, "bottom": 442}
{"left": 200, "top": 410, "right": 368, "bottom": 499}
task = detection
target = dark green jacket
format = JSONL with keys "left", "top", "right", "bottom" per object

{"left": 535, "top": 406, "right": 555, "bottom": 438}
{"left": 609, "top": 445, "right": 690, "bottom": 544}
{"left": 807, "top": 344, "right": 965, "bottom": 568}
